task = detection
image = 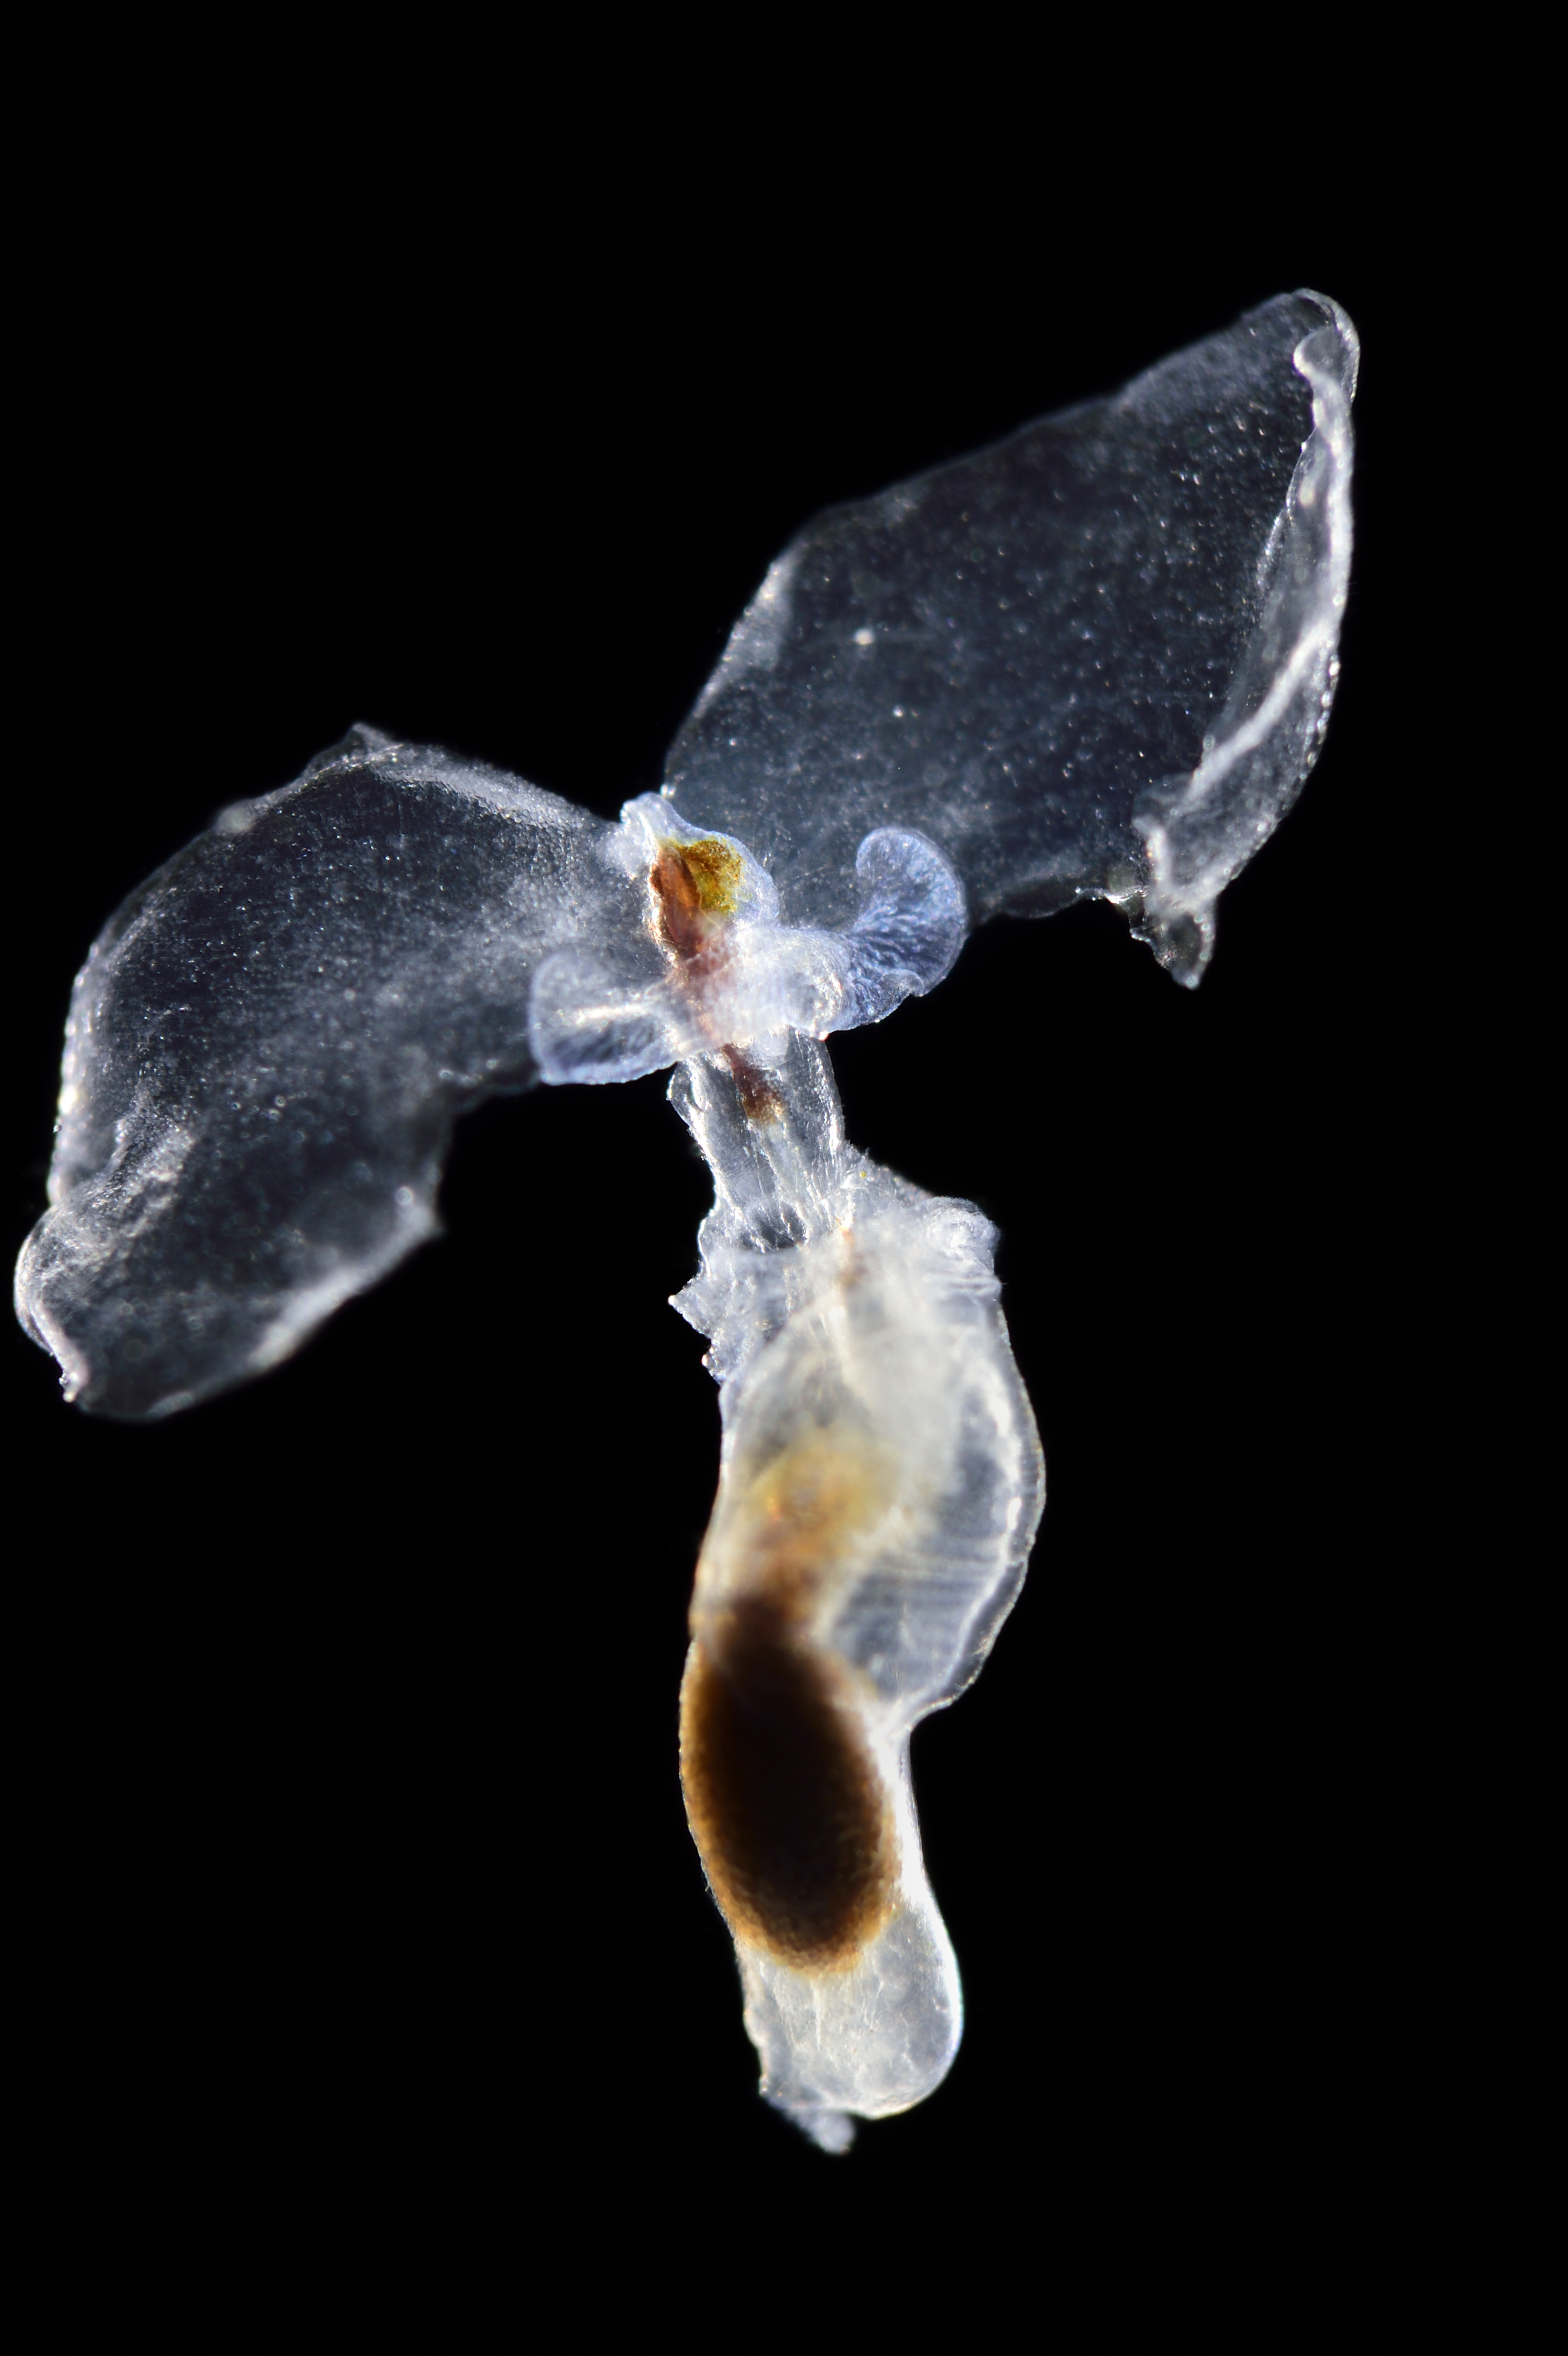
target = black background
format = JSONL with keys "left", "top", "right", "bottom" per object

{"left": 8, "top": 76, "right": 1461, "bottom": 2311}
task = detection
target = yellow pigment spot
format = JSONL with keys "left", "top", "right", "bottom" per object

{"left": 650, "top": 839, "right": 742, "bottom": 961}
{"left": 729, "top": 1428, "right": 896, "bottom": 1614}
{"left": 676, "top": 837, "right": 742, "bottom": 914}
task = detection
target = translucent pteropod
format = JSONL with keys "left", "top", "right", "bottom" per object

{"left": 15, "top": 293, "right": 1357, "bottom": 2148}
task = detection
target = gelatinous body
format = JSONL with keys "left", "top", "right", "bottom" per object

{"left": 14, "top": 295, "right": 1359, "bottom": 2150}
{"left": 527, "top": 796, "right": 965, "bottom": 1087}
{"left": 523, "top": 792, "right": 1044, "bottom": 2147}
{"left": 668, "top": 1033, "right": 1042, "bottom": 2148}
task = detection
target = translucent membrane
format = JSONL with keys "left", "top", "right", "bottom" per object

{"left": 14, "top": 729, "right": 631, "bottom": 1417}
{"left": 664, "top": 290, "right": 1357, "bottom": 981}
{"left": 17, "top": 294, "right": 1355, "bottom": 1419}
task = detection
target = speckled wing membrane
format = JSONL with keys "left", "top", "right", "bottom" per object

{"left": 663, "top": 289, "right": 1356, "bottom": 980}
{"left": 15, "top": 731, "right": 630, "bottom": 1417}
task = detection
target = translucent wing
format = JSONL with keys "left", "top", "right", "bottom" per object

{"left": 15, "top": 727, "right": 631, "bottom": 1417}
{"left": 663, "top": 290, "right": 1357, "bottom": 980}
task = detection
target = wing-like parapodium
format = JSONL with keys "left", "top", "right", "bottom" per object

{"left": 15, "top": 727, "right": 632, "bottom": 1417}
{"left": 662, "top": 291, "right": 1357, "bottom": 979}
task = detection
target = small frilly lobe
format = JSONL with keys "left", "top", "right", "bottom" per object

{"left": 531, "top": 799, "right": 1042, "bottom": 2152}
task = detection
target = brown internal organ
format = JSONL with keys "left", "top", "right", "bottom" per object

{"left": 718, "top": 1046, "right": 783, "bottom": 1124}
{"left": 680, "top": 1600, "right": 897, "bottom": 1972}
{"left": 650, "top": 838, "right": 741, "bottom": 961}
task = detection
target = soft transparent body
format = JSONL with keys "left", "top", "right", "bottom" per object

{"left": 14, "top": 294, "right": 1357, "bottom": 2145}
{"left": 671, "top": 1032, "right": 1041, "bottom": 2148}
